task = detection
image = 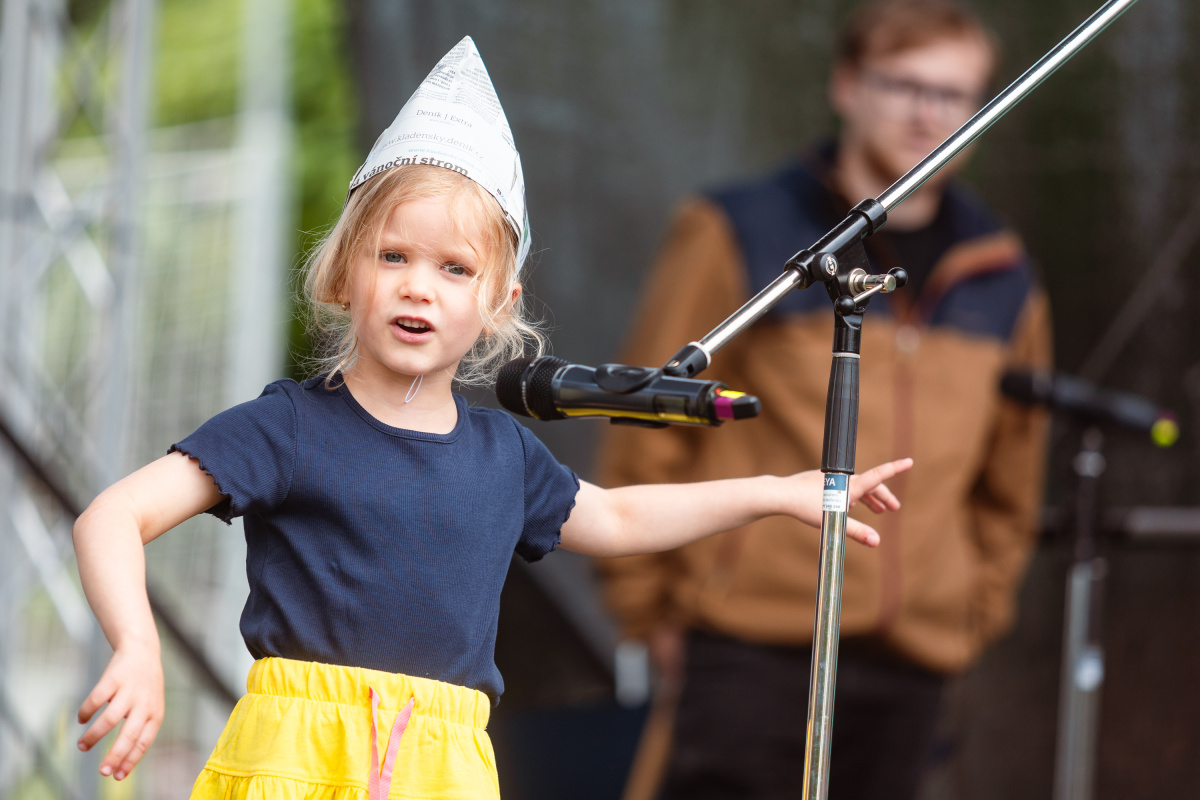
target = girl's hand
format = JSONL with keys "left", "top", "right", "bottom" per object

{"left": 784, "top": 458, "right": 912, "bottom": 547}
{"left": 77, "top": 641, "right": 164, "bottom": 781}
{"left": 70, "top": 453, "right": 221, "bottom": 780}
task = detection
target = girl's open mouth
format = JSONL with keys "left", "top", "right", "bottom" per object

{"left": 395, "top": 318, "right": 432, "bottom": 335}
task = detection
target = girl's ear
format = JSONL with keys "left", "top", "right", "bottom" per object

{"left": 483, "top": 282, "right": 522, "bottom": 335}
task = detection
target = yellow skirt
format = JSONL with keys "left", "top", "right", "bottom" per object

{"left": 190, "top": 657, "right": 500, "bottom": 800}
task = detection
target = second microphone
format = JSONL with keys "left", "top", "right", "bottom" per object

{"left": 496, "top": 356, "right": 762, "bottom": 427}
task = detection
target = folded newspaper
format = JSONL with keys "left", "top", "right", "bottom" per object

{"left": 349, "top": 36, "right": 531, "bottom": 267}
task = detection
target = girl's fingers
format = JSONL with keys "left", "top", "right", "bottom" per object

{"left": 100, "top": 706, "right": 142, "bottom": 778}
{"left": 114, "top": 716, "right": 160, "bottom": 780}
{"left": 853, "top": 458, "right": 912, "bottom": 496}
{"left": 78, "top": 677, "right": 115, "bottom": 725}
{"left": 79, "top": 700, "right": 127, "bottom": 754}
{"left": 858, "top": 494, "right": 889, "bottom": 514}
{"left": 108, "top": 711, "right": 159, "bottom": 780}
{"left": 867, "top": 483, "right": 900, "bottom": 511}
{"left": 849, "top": 459, "right": 911, "bottom": 509}
{"left": 846, "top": 519, "right": 881, "bottom": 547}
{"left": 854, "top": 484, "right": 899, "bottom": 514}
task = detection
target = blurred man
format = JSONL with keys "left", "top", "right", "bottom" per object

{"left": 598, "top": 2, "right": 1051, "bottom": 798}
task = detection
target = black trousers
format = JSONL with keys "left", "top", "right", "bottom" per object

{"left": 659, "top": 630, "right": 946, "bottom": 800}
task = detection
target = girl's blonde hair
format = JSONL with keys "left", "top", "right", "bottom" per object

{"left": 303, "top": 165, "right": 544, "bottom": 387}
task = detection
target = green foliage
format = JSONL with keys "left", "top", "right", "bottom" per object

{"left": 293, "top": 0, "right": 361, "bottom": 248}
{"left": 154, "top": 0, "right": 360, "bottom": 377}
{"left": 155, "top": 0, "right": 241, "bottom": 127}
{"left": 289, "top": 0, "right": 361, "bottom": 377}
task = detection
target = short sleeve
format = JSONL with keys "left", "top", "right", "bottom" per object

{"left": 169, "top": 381, "right": 297, "bottom": 523}
{"left": 514, "top": 423, "right": 580, "bottom": 563}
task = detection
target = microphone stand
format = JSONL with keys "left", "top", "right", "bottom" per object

{"left": 1054, "top": 427, "right": 1107, "bottom": 800}
{"left": 654, "top": 1, "right": 1142, "bottom": 797}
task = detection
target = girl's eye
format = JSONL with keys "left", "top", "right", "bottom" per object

{"left": 443, "top": 263, "right": 472, "bottom": 277}
{"left": 382, "top": 251, "right": 405, "bottom": 263}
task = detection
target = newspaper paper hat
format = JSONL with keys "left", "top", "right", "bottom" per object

{"left": 349, "top": 36, "right": 531, "bottom": 270}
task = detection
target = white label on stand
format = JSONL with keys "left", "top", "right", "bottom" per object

{"left": 822, "top": 473, "right": 849, "bottom": 512}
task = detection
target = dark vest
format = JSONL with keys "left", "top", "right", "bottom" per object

{"left": 706, "top": 155, "right": 1035, "bottom": 342}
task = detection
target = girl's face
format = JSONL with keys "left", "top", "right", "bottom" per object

{"left": 345, "top": 194, "right": 497, "bottom": 389}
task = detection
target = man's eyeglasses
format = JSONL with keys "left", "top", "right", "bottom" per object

{"left": 862, "top": 71, "right": 983, "bottom": 123}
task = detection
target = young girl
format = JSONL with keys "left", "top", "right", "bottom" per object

{"left": 72, "top": 38, "right": 910, "bottom": 800}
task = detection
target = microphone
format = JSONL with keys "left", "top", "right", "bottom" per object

{"left": 1000, "top": 370, "right": 1178, "bottom": 447}
{"left": 496, "top": 357, "right": 761, "bottom": 427}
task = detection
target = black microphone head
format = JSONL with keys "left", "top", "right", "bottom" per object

{"left": 496, "top": 357, "right": 536, "bottom": 417}
{"left": 1001, "top": 369, "right": 1170, "bottom": 436}
{"left": 495, "top": 356, "right": 569, "bottom": 420}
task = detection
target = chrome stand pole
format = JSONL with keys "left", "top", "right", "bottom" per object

{"left": 803, "top": 504, "right": 850, "bottom": 798}
{"left": 1053, "top": 428, "right": 1108, "bottom": 800}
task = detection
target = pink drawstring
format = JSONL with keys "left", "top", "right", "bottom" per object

{"left": 368, "top": 687, "right": 415, "bottom": 800}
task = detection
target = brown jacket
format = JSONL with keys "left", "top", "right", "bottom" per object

{"left": 596, "top": 183, "right": 1050, "bottom": 674}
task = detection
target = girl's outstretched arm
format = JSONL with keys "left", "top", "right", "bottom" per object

{"left": 73, "top": 450, "right": 223, "bottom": 781}
{"left": 560, "top": 458, "right": 912, "bottom": 558}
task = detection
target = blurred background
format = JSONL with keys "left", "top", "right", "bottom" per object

{"left": 1, "top": 0, "right": 1197, "bottom": 798}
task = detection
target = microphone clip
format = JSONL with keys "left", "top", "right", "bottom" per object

{"left": 594, "top": 364, "right": 662, "bottom": 394}
{"left": 594, "top": 364, "right": 674, "bottom": 428}
{"left": 808, "top": 240, "right": 908, "bottom": 319}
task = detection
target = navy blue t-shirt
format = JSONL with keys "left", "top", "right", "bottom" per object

{"left": 170, "top": 376, "right": 579, "bottom": 702}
